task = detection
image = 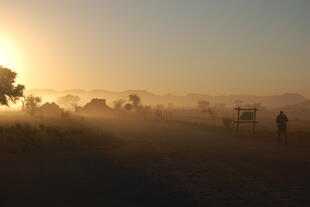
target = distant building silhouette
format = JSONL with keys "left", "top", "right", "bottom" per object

{"left": 75, "top": 98, "right": 112, "bottom": 115}
{"left": 38, "top": 102, "right": 64, "bottom": 117}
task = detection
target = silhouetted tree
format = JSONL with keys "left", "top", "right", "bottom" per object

{"left": 222, "top": 115, "right": 234, "bottom": 128}
{"left": 113, "top": 99, "right": 126, "bottom": 110}
{"left": 124, "top": 103, "right": 133, "bottom": 112}
{"left": 0, "top": 66, "right": 25, "bottom": 106}
{"left": 57, "top": 95, "right": 80, "bottom": 109}
{"left": 24, "top": 95, "right": 42, "bottom": 116}
{"left": 198, "top": 100, "right": 210, "bottom": 113}
{"left": 21, "top": 96, "right": 26, "bottom": 111}
{"left": 128, "top": 94, "right": 141, "bottom": 108}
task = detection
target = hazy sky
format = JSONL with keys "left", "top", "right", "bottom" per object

{"left": 1, "top": 0, "right": 309, "bottom": 96}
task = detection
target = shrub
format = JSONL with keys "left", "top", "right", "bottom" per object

{"left": 0, "top": 121, "right": 122, "bottom": 153}
{"left": 222, "top": 116, "right": 234, "bottom": 128}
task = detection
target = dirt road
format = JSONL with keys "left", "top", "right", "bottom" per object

{"left": 1, "top": 120, "right": 310, "bottom": 206}
{"left": 103, "top": 120, "right": 310, "bottom": 206}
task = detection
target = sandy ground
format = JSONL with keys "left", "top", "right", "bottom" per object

{"left": 1, "top": 119, "right": 310, "bottom": 207}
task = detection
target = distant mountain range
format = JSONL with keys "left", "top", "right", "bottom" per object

{"left": 282, "top": 100, "right": 310, "bottom": 112}
{"left": 25, "top": 89, "right": 308, "bottom": 109}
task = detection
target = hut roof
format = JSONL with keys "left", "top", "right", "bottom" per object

{"left": 39, "top": 102, "right": 63, "bottom": 115}
{"left": 77, "top": 98, "right": 112, "bottom": 114}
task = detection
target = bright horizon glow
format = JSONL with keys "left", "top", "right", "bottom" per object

{"left": 0, "top": 35, "right": 24, "bottom": 82}
{"left": 0, "top": 37, "right": 13, "bottom": 68}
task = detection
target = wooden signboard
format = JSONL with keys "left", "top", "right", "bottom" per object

{"left": 234, "top": 107, "right": 258, "bottom": 134}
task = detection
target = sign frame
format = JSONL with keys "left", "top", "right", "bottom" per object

{"left": 234, "top": 107, "right": 258, "bottom": 134}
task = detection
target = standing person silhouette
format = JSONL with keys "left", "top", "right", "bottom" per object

{"left": 276, "top": 111, "right": 289, "bottom": 144}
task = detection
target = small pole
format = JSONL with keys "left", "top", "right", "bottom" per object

{"left": 253, "top": 108, "right": 257, "bottom": 134}
{"left": 236, "top": 107, "right": 240, "bottom": 133}
{"left": 40, "top": 112, "right": 43, "bottom": 124}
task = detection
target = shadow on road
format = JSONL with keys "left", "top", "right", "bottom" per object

{"left": 0, "top": 150, "right": 195, "bottom": 207}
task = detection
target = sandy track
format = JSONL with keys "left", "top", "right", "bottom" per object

{"left": 103, "top": 120, "right": 310, "bottom": 206}
{"left": 1, "top": 120, "right": 310, "bottom": 206}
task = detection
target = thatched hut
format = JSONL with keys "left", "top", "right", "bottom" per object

{"left": 75, "top": 98, "right": 112, "bottom": 115}
{"left": 38, "top": 102, "right": 64, "bottom": 117}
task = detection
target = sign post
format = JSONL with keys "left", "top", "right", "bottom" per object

{"left": 234, "top": 107, "right": 258, "bottom": 134}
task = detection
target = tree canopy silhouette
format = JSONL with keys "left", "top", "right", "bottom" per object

{"left": 198, "top": 100, "right": 210, "bottom": 113}
{"left": 0, "top": 66, "right": 25, "bottom": 106}
{"left": 24, "top": 95, "right": 42, "bottom": 116}
{"left": 57, "top": 94, "right": 80, "bottom": 108}
{"left": 124, "top": 103, "right": 133, "bottom": 112}
{"left": 113, "top": 99, "right": 126, "bottom": 110}
{"left": 129, "top": 94, "right": 141, "bottom": 108}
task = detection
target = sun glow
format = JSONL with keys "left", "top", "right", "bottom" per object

{"left": 0, "top": 35, "right": 24, "bottom": 80}
{"left": 0, "top": 46, "right": 10, "bottom": 68}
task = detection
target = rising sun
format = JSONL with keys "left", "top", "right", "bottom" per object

{"left": 0, "top": 35, "right": 23, "bottom": 76}
{"left": 0, "top": 45, "right": 11, "bottom": 68}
